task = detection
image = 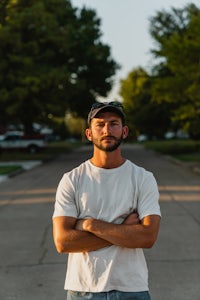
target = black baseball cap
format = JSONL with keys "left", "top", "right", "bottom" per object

{"left": 88, "top": 101, "right": 126, "bottom": 125}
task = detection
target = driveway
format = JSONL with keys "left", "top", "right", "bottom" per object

{"left": 0, "top": 144, "right": 199, "bottom": 300}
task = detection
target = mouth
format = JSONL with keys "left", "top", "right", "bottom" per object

{"left": 101, "top": 137, "right": 117, "bottom": 145}
{"left": 101, "top": 136, "right": 116, "bottom": 142}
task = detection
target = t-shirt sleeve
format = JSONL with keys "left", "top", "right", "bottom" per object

{"left": 137, "top": 172, "right": 161, "bottom": 220}
{"left": 52, "top": 173, "right": 78, "bottom": 218}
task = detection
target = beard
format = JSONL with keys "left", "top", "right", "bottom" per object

{"left": 92, "top": 134, "right": 124, "bottom": 152}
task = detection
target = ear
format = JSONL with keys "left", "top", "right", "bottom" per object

{"left": 122, "top": 126, "right": 129, "bottom": 139}
{"left": 85, "top": 128, "right": 92, "bottom": 141}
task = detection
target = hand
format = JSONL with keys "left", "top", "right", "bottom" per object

{"left": 123, "top": 212, "right": 140, "bottom": 225}
{"left": 75, "top": 219, "right": 85, "bottom": 231}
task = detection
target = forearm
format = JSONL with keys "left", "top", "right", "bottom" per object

{"left": 62, "top": 212, "right": 140, "bottom": 253}
{"left": 80, "top": 216, "right": 160, "bottom": 249}
{"left": 53, "top": 225, "right": 111, "bottom": 254}
{"left": 63, "top": 230, "right": 111, "bottom": 253}
{"left": 53, "top": 214, "right": 160, "bottom": 254}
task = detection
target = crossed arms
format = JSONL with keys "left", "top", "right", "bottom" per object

{"left": 53, "top": 213, "right": 160, "bottom": 254}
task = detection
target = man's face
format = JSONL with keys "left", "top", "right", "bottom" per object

{"left": 86, "top": 111, "right": 128, "bottom": 152}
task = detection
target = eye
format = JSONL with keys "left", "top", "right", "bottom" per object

{"left": 95, "top": 122, "right": 104, "bottom": 127}
{"left": 111, "top": 121, "right": 120, "bottom": 126}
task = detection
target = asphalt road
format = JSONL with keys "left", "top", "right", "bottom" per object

{"left": 0, "top": 144, "right": 199, "bottom": 300}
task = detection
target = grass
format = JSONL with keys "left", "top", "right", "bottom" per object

{"left": 173, "top": 153, "right": 200, "bottom": 162}
{"left": 143, "top": 139, "right": 200, "bottom": 162}
{"left": 0, "top": 165, "right": 22, "bottom": 175}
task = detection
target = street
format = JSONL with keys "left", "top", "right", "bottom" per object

{"left": 0, "top": 144, "right": 200, "bottom": 300}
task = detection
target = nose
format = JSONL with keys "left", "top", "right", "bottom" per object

{"left": 103, "top": 123, "right": 112, "bottom": 135}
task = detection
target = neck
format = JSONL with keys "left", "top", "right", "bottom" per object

{"left": 90, "top": 146, "right": 125, "bottom": 169}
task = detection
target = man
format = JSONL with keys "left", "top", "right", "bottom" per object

{"left": 53, "top": 101, "right": 161, "bottom": 300}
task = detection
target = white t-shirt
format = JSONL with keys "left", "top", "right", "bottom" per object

{"left": 53, "top": 159, "right": 161, "bottom": 292}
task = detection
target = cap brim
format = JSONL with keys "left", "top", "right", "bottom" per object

{"left": 88, "top": 105, "right": 125, "bottom": 124}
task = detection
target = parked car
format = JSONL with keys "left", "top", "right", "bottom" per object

{"left": 0, "top": 132, "right": 47, "bottom": 153}
{"left": 137, "top": 134, "right": 148, "bottom": 142}
{"left": 164, "top": 130, "right": 189, "bottom": 140}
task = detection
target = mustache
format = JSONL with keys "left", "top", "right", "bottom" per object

{"left": 100, "top": 135, "right": 118, "bottom": 141}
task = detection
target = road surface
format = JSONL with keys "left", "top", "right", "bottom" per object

{"left": 0, "top": 144, "right": 199, "bottom": 300}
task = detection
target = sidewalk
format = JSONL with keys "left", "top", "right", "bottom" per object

{"left": 0, "top": 160, "right": 42, "bottom": 182}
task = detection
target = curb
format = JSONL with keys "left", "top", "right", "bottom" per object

{"left": 0, "top": 160, "right": 42, "bottom": 183}
{"left": 0, "top": 167, "right": 24, "bottom": 183}
{"left": 164, "top": 155, "right": 200, "bottom": 175}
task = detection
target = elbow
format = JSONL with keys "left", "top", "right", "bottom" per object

{"left": 55, "top": 243, "right": 65, "bottom": 254}
{"left": 54, "top": 239, "right": 68, "bottom": 254}
{"left": 144, "top": 240, "right": 155, "bottom": 249}
{"left": 56, "top": 244, "right": 66, "bottom": 254}
{"left": 143, "top": 235, "right": 158, "bottom": 249}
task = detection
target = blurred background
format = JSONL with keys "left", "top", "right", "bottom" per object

{"left": 0, "top": 0, "right": 200, "bottom": 164}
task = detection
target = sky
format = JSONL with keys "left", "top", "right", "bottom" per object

{"left": 71, "top": 0, "right": 200, "bottom": 101}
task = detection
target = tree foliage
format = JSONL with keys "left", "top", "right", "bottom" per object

{"left": 120, "top": 68, "right": 171, "bottom": 139}
{"left": 120, "top": 3, "right": 200, "bottom": 139}
{"left": 0, "top": 0, "right": 118, "bottom": 133}
{"left": 149, "top": 3, "right": 200, "bottom": 138}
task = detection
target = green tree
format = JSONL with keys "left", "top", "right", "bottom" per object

{"left": 0, "top": 0, "right": 9, "bottom": 26}
{"left": 0, "top": 0, "right": 118, "bottom": 133}
{"left": 120, "top": 68, "right": 171, "bottom": 139}
{"left": 149, "top": 3, "right": 200, "bottom": 138}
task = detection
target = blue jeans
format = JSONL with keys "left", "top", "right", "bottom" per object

{"left": 67, "top": 290, "right": 151, "bottom": 300}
